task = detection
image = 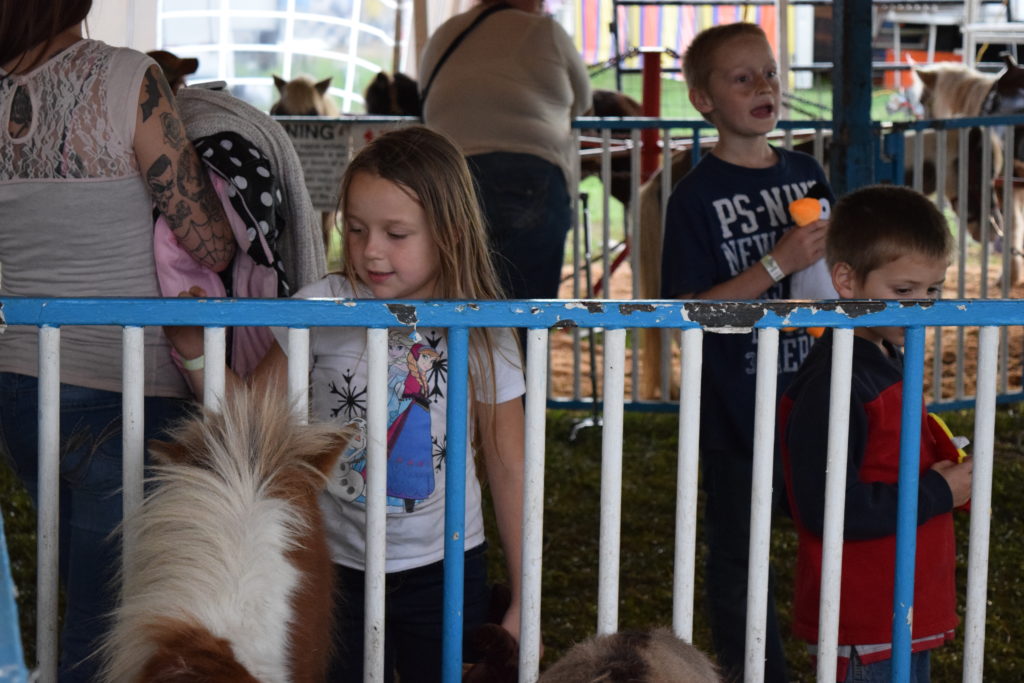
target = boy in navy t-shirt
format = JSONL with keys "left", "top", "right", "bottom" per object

{"left": 660, "top": 22, "right": 833, "bottom": 683}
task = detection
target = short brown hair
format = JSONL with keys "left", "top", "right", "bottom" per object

{"left": 683, "top": 22, "right": 769, "bottom": 94}
{"left": 826, "top": 185, "right": 954, "bottom": 281}
{"left": 0, "top": 0, "right": 93, "bottom": 71}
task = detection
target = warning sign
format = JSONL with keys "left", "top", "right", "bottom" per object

{"left": 277, "top": 118, "right": 413, "bottom": 212}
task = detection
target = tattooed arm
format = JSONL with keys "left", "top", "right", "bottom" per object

{"left": 134, "top": 64, "right": 235, "bottom": 272}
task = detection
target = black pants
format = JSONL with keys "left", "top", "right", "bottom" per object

{"left": 327, "top": 543, "right": 491, "bottom": 683}
{"left": 467, "top": 152, "right": 571, "bottom": 301}
{"left": 702, "top": 448, "right": 790, "bottom": 683}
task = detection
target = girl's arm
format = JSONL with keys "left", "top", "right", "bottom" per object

{"left": 162, "top": 286, "right": 287, "bottom": 398}
{"left": 133, "top": 63, "right": 235, "bottom": 272}
{"left": 479, "top": 397, "right": 528, "bottom": 643}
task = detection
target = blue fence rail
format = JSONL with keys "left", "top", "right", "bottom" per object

{"left": 0, "top": 295, "right": 1015, "bottom": 682}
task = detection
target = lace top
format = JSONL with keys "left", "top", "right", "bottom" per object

{"left": 0, "top": 40, "right": 188, "bottom": 398}
{"left": 1, "top": 40, "right": 139, "bottom": 180}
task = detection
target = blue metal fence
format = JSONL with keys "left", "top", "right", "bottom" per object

{"left": 0, "top": 296, "right": 1015, "bottom": 682}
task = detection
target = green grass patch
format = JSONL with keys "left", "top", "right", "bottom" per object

{"left": 6, "top": 406, "right": 1023, "bottom": 679}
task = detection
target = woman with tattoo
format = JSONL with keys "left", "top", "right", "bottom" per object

{"left": 0, "top": 2, "right": 235, "bottom": 680}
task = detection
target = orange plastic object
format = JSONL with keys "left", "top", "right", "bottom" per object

{"left": 789, "top": 197, "right": 821, "bottom": 227}
{"left": 782, "top": 327, "right": 825, "bottom": 337}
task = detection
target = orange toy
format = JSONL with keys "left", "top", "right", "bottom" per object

{"left": 789, "top": 197, "right": 821, "bottom": 227}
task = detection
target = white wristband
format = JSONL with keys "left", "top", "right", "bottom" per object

{"left": 181, "top": 354, "right": 205, "bottom": 371}
{"left": 760, "top": 253, "right": 786, "bottom": 283}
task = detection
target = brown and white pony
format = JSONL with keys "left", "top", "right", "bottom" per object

{"left": 100, "top": 383, "right": 351, "bottom": 682}
{"left": 914, "top": 58, "right": 1024, "bottom": 286}
{"left": 538, "top": 629, "right": 720, "bottom": 683}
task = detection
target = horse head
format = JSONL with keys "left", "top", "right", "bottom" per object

{"left": 363, "top": 72, "right": 422, "bottom": 117}
{"left": 270, "top": 74, "right": 339, "bottom": 116}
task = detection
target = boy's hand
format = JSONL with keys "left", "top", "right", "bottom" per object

{"left": 771, "top": 219, "right": 828, "bottom": 275}
{"left": 932, "top": 458, "right": 974, "bottom": 508}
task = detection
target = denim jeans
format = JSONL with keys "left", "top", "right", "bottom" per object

{"left": 0, "top": 372, "right": 189, "bottom": 683}
{"left": 702, "top": 447, "right": 789, "bottom": 683}
{"left": 843, "top": 650, "right": 932, "bottom": 683}
{"left": 467, "top": 152, "right": 572, "bottom": 301}
{"left": 327, "top": 543, "right": 491, "bottom": 683}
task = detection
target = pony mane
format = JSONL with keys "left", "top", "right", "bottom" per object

{"left": 916, "top": 62, "right": 996, "bottom": 118}
{"left": 100, "top": 384, "right": 350, "bottom": 683}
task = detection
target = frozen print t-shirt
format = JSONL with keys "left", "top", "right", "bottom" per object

{"left": 273, "top": 274, "right": 525, "bottom": 572}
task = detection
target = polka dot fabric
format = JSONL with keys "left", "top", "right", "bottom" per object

{"left": 195, "top": 133, "right": 290, "bottom": 296}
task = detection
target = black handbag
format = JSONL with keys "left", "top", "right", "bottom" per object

{"left": 419, "top": 3, "right": 513, "bottom": 112}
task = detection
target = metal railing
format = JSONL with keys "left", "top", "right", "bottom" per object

{"left": 0, "top": 296, "right": 1013, "bottom": 682}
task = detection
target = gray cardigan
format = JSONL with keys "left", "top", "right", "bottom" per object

{"left": 177, "top": 87, "right": 326, "bottom": 291}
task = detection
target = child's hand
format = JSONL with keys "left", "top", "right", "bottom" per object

{"left": 771, "top": 218, "right": 828, "bottom": 276}
{"left": 162, "top": 286, "right": 208, "bottom": 360}
{"left": 501, "top": 604, "right": 544, "bottom": 661}
{"left": 932, "top": 458, "right": 974, "bottom": 508}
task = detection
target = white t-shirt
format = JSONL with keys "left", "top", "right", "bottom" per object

{"left": 273, "top": 275, "right": 525, "bottom": 572}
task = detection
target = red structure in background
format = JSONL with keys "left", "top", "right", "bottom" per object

{"left": 640, "top": 47, "right": 663, "bottom": 183}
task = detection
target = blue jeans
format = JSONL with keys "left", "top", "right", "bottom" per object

{"left": 843, "top": 650, "right": 932, "bottom": 682}
{"left": 467, "top": 152, "right": 572, "bottom": 300}
{"left": 702, "top": 447, "right": 789, "bottom": 683}
{"left": 0, "top": 372, "right": 190, "bottom": 683}
{"left": 327, "top": 543, "right": 491, "bottom": 683}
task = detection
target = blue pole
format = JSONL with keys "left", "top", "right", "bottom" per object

{"left": 892, "top": 325, "right": 926, "bottom": 682}
{"left": 441, "top": 326, "right": 469, "bottom": 682}
{"left": 831, "top": 0, "right": 875, "bottom": 195}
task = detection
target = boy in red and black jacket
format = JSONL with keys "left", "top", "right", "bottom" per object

{"left": 778, "top": 185, "right": 974, "bottom": 682}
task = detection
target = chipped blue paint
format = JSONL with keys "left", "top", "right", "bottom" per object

{"left": 3, "top": 297, "right": 1024, "bottom": 329}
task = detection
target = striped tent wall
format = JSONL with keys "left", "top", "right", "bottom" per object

{"left": 575, "top": 0, "right": 790, "bottom": 80}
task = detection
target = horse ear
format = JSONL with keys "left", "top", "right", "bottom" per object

{"left": 306, "top": 429, "right": 354, "bottom": 480}
{"left": 148, "top": 438, "right": 191, "bottom": 466}
{"left": 273, "top": 75, "right": 287, "bottom": 93}
{"left": 915, "top": 67, "right": 938, "bottom": 90}
{"left": 315, "top": 77, "right": 332, "bottom": 96}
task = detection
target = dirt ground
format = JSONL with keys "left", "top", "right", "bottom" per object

{"left": 548, "top": 250, "right": 1024, "bottom": 404}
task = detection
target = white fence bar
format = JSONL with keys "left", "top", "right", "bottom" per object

{"left": 600, "top": 129, "right": 612, "bottom": 296}
{"left": 660, "top": 128, "right": 674, "bottom": 401}
{"left": 597, "top": 328, "right": 626, "bottom": 635}
{"left": 980, "top": 134, "right": 994, "bottom": 299}
{"left": 629, "top": 128, "right": 641, "bottom": 402}
{"left": 287, "top": 327, "right": 310, "bottom": 423}
{"left": 963, "top": 326, "right": 999, "bottom": 683}
{"left": 816, "top": 328, "right": 855, "bottom": 682}
{"left": 745, "top": 327, "right": 780, "bottom": 683}
{"left": 202, "top": 326, "right": 226, "bottom": 412}
{"left": 956, "top": 130, "right": 969, "bottom": 401}
{"left": 672, "top": 328, "right": 703, "bottom": 641}
{"left": 520, "top": 328, "right": 550, "bottom": 683}
{"left": 121, "top": 326, "right": 146, "bottom": 562}
{"left": 364, "top": 327, "right": 388, "bottom": 683}
{"left": 37, "top": 326, "right": 60, "bottom": 683}
{"left": 1000, "top": 127, "right": 1014, "bottom": 395}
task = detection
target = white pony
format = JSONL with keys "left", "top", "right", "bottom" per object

{"left": 100, "top": 383, "right": 351, "bottom": 682}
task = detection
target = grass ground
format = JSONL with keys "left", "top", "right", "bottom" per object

{"left": 5, "top": 404, "right": 1016, "bottom": 678}
{"left": 480, "top": 407, "right": 1024, "bottom": 681}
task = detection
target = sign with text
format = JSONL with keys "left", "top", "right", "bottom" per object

{"left": 276, "top": 118, "right": 413, "bottom": 212}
